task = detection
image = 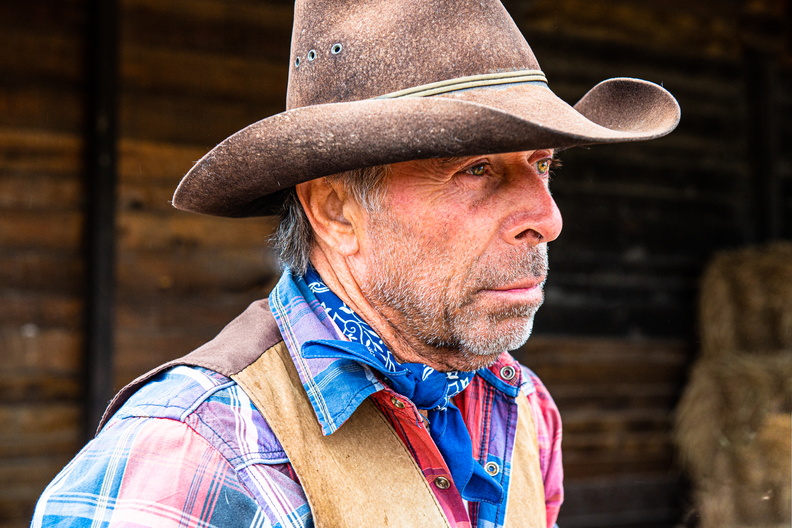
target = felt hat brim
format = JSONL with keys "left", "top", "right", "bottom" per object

{"left": 173, "top": 77, "right": 680, "bottom": 217}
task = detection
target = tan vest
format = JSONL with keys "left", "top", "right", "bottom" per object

{"left": 101, "top": 300, "right": 546, "bottom": 528}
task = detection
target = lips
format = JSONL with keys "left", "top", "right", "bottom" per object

{"left": 489, "top": 276, "right": 546, "bottom": 292}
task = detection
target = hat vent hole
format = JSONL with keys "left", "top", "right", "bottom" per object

{"left": 307, "top": 50, "right": 317, "bottom": 61}
{"left": 331, "top": 43, "right": 343, "bottom": 54}
{"left": 294, "top": 57, "right": 301, "bottom": 67}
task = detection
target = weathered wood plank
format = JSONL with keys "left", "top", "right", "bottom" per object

{"left": 0, "top": 30, "right": 84, "bottom": 82}
{"left": 523, "top": 0, "right": 742, "bottom": 60}
{"left": 117, "top": 210, "right": 277, "bottom": 251}
{"left": 1, "top": 327, "right": 81, "bottom": 372}
{"left": 0, "top": 211, "right": 83, "bottom": 250}
{"left": 122, "top": 0, "right": 293, "bottom": 61}
{"left": 119, "top": 180, "right": 182, "bottom": 211}
{"left": 528, "top": 360, "right": 686, "bottom": 386}
{"left": 115, "top": 291, "right": 262, "bottom": 332}
{"left": 541, "top": 383, "right": 681, "bottom": 412}
{"left": 518, "top": 337, "right": 685, "bottom": 486}
{"left": 119, "top": 90, "right": 284, "bottom": 143}
{"left": 0, "top": 404, "right": 81, "bottom": 458}
{"left": 0, "top": 128, "right": 82, "bottom": 178}
{"left": 518, "top": 338, "right": 688, "bottom": 384}
{"left": 0, "top": 87, "right": 84, "bottom": 133}
{"left": 0, "top": 294, "right": 82, "bottom": 328}
{"left": 537, "top": 268, "right": 699, "bottom": 334}
{"left": 116, "top": 248, "right": 277, "bottom": 295}
{"left": 115, "top": 331, "right": 219, "bottom": 387}
{"left": 562, "top": 409, "right": 672, "bottom": 434}
{"left": 0, "top": 0, "right": 86, "bottom": 36}
{"left": 0, "top": 4, "right": 86, "bottom": 522}
{"left": 0, "top": 176, "right": 82, "bottom": 210}
{"left": 0, "top": 374, "right": 81, "bottom": 404}
{"left": 559, "top": 475, "right": 682, "bottom": 527}
{"left": 0, "top": 251, "right": 83, "bottom": 294}
{"left": 122, "top": 45, "right": 287, "bottom": 99}
{"left": 521, "top": 337, "right": 688, "bottom": 361}
{"left": 550, "top": 162, "right": 742, "bottom": 205}
{"left": 118, "top": 139, "right": 208, "bottom": 183}
{"left": 113, "top": 293, "right": 267, "bottom": 386}
{"left": 563, "top": 452, "right": 676, "bottom": 480}
{"left": 548, "top": 197, "right": 739, "bottom": 260}
{"left": 533, "top": 298, "right": 696, "bottom": 337}
{"left": 563, "top": 429, "right": 673, "bottom": 455}
{"left": 535, "top": 41, "right": 743, "bottom": 96}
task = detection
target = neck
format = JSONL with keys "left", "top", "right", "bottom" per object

{"left": 309, "top": 246, "right": 464, "bottom": 371}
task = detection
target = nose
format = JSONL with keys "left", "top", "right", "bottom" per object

{"left": 502, "top": 178, "right": 563, "bottom": 245}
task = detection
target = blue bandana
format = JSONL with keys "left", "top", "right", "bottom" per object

{"left": 299, "top": 267, "right": 503, "bottom": 504}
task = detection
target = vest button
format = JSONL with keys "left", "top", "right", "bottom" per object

{"left": 484, "top": 461, "right": 500, "bottom": 476}
{"left": 390, "top": 396, "right": 405, "bottom": 409}
{"left": 499, "top": 365, "right": 516, "bottom": 380}
{"left": 434, "top": 476, "right": 451, "bottom": 490}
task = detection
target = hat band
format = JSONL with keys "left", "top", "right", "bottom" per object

{"left": 376, "top": 69, "right": 547, "bottom": 99}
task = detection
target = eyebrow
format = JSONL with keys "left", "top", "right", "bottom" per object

{"left": 432, "top": 156, "right": 467, "bottom": 168}
{"left": 432, "top": 152, "right": 559, "bottom": 168}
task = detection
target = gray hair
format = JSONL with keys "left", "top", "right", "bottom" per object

{"left": 272, "top": 165, "right": 390, "bottom": 275}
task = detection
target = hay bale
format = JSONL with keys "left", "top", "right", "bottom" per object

{"left": 675, "top": 354, "right": 792, "bottom": 528}
{"left": 699, "top": 242, "right": 792, "bottom": 356}
{"left": 676, "top": 243, "right": 792, "bottom": 528}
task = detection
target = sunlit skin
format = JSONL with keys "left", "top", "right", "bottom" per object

{"left": 296, "top": 150, "right": 563, "bottom": 372}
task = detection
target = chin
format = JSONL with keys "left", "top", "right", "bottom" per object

{"left": 423, "top": 320, "right": 533, "bottom": 372}
{"left": 465, "top": 316, "right": 534, "bottom": 352}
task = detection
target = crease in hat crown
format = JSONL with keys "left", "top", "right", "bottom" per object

{"left": 172, "top": 0, "right": 681, "bottom": 218}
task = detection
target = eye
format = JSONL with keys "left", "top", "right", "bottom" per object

{"left": 465, "top": 163, "right": 489, "bottom": 176}
{"left": 536, "top": 158, "right": 551, "bottom": 175}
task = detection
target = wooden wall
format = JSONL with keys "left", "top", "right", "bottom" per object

{"left": 0, "top": 1, "right": 87, "bottom": 525}
{"left": 114, "top": 0, "right": 291, "bottom": 387}
{"left": 1, "top": 0, "right": 790, "bottom": 527}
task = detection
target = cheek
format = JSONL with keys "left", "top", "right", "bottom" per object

{"left": 385, "top": 191, "right": 496, "bottom": 263}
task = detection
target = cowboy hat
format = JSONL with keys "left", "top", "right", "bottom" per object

{"left": 173, "top": 0, "right": 680, "bottom": 217}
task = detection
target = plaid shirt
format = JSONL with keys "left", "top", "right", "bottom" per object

{"left": 33, "top": 271, "right": 563, "bottom": 528}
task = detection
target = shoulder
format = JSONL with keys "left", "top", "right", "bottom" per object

{"left": 520, "top": 365, "right": 556, "bottom": 405}
{"left": 34, "top": 366, "right": 313, "bottom": 527}
{"left": 105, "top": 365, "right": 287, "bottom": 466}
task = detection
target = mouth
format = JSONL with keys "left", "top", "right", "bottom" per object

{"left": 478, "top": 276, "right": 546, "bottom": 305}
{"left": 488, "top": 276, "right": 546, "bottom": 292}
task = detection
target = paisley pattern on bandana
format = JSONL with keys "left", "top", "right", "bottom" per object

{"left": 305, "top": 269, "right": 473, "bottom": 408}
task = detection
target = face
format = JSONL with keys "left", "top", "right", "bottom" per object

{"left": 355, "top": 150, "right": 563, "bottom": 371}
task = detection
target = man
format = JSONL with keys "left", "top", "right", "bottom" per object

{"left": 33, "top": 0, "right": 679, "bottom": 526}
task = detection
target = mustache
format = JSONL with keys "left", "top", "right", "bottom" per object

{"left": 470, "top": 245, "right": 549, "bottom": 291}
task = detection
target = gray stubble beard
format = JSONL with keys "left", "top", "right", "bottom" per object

{"left": 364, "top": 235, "right": 549, "bottom": 370}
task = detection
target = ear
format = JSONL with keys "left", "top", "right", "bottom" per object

{"left": 295, "top": 178, "right": 362, "bottom": 257}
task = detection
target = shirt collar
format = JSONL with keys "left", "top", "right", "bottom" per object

{"left": 268, "top": 269, "right": 535, "bottom": 435}
{"left": 269, "top": 269, "right": 384, "bottom": 436}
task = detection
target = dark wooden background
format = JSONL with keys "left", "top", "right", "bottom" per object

{"left": 1, "top": 0, "right": 790, "bottom": 527}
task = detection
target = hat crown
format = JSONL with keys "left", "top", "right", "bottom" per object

{"left": 286, "top": 0, "right": 542, "bottom": 109}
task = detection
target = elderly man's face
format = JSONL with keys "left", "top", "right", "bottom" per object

{"left": 356, "top": 150, "right": 563, "bottom": 371}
